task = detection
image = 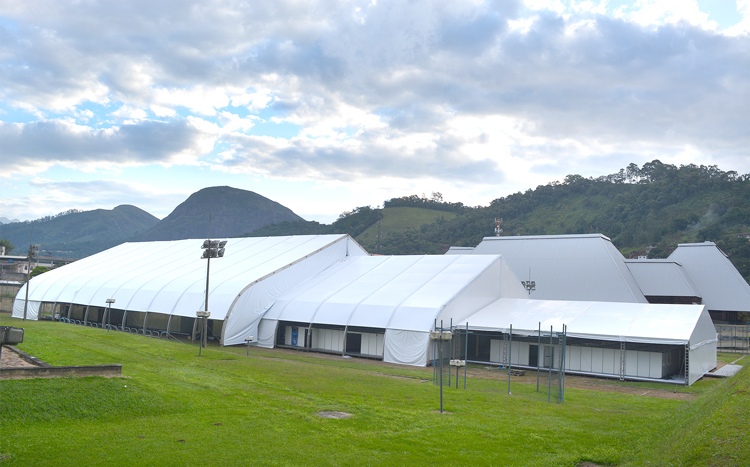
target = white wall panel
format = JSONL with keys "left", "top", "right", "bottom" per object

{"left": 581, "top": 347, "right": 593, "bottom": 373}
{"left": 591, "top": 348, "right": 603, "bottom": 374}
{"left": 625, "top": 350, "right": 638, "bottom": 376}
{"left": 602, "top": 348, "right": 616, "bottom": 375}
{"left": 649, "top": 352, "right": 663, "bottom": 378}
{"left": 637, "top": 351, "right": 650, "bottom": 378}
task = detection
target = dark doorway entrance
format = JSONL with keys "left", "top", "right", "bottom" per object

{"left": 529, "top": 344, "right": 538, "bottom": 367}
{"left": 345, "top": 332, "right": 362, "bottom": 353}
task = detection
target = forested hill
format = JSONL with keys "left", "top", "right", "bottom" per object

{"left": 0, "top": 205, "right": 159, "bottom": 258}
{"left": 247, "top": 161, "right": 750, "bottom": 282}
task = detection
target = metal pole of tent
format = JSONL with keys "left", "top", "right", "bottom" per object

{"left": 548, "top": 325, "right": 552, "bottom": 403}
{"left": 433, "top": 319, "right": 437, "bottom": 385}
{"left": 439, "top": 320, "right": 444, "bottom": 413}
{"left": 508, "top": 324, "right": 512, "bottom": 395}
{"left": 537, "top": 322, "right": 541, "bottom": 392}
{"left": 560, "top": 324, "right": 568, "bottom": 404}
{"left": 448, "top": 319, "right": 452, "bottom": 388}
{"left": 464, "top": 322, "right": 468, "bottom": 390}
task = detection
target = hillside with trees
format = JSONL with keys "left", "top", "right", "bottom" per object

{"left": 247, "top": 161, "right": 750, "bottom": 282}
{"left": 0, "top": 205, "right": 159, "bottom": 258}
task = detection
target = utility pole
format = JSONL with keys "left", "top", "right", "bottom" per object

{"left": 23, "top": 223, "right": 40, "bottom": 321}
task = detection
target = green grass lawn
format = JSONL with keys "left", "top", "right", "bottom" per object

{"left": 1, "top": 316, "right": 749, "bottom": 466}
{"left": 356, "top": 207, "right": 457, "bottom": 246}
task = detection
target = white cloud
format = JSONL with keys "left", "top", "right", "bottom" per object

{"left": 0, "top": 118, "right": 216, "bottom": 173}
{"left": 1, "top": 0, "right": 750, "bottom": 221}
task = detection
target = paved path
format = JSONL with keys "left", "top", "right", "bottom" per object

{"left": 711, "top": 364, "right": 743, "bottom": 378}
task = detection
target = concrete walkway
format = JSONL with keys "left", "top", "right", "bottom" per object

{"left": 710, "top": 364, "right": 743, "bottom": 378}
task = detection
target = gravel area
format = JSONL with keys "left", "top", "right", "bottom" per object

{"left": 0, "top": 346, "right": 40, "bottom": 369}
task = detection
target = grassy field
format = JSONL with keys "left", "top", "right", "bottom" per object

{"left": 356, "top": 207, "right": 458, "bottom": 247}
{"left": 1, "top": 316, "right": 749, "bottom": 467}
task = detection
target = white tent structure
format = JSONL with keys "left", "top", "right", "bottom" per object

{"left": 624, "top": 259, "right": 702, "bottom": 304}
{"left": 259, "top": 254, "right": 528, "bottom": 366}
{"left": 461, "top": 298, "right": 717, "bottom": 385}
{"left": 666, "top": 242, "right": 750, "bottom": 321}
{"left": 13, "top": 235, "right": 367, "bottom": 345}
{"left": 456, "top": 234, "right": 647, "bottom": 303}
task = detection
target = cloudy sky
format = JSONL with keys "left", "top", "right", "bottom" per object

{"left": 1, "top": 0, "right": 749, "bottom": 223}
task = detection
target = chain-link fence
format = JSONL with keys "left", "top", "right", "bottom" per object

{"left": 716, "top": 324, "right": 750, "bottom": 351}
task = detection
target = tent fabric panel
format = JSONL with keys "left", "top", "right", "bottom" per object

{"left": 383, "top": 329, "right": 430, "bottom": 366}
{"left": 668, "top": 242, "right": 750, "bottom": 312}
{"left": 11, "top": 299, "right": 40, "bottom": 320}
{"left": 689, "top": 340, "right": 717, "bottom": 386}
{"left": 624, "top": 260, "right": 701, "bottom": 298}
{"left": 687, "top": 306, "right": 718, "bottom": 385}
{"left": 499, "top": 260, "right": 529, "bottom": 299}
{"left": 438, "top": 257, "right": 507, "bottom": 327}
{"left": 470, "top": 235, "right": 647, "bottom": 303}
{"left": 222, "top": 239, "right": 351, "bottom": 346}
{"left": 76, "top": 240, "right": 194, "bottom": 306}
{"left": 257, "top": 319, "right": 278, "bottom": 348}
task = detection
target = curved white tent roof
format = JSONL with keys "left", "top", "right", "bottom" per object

{"left": 14, "top": 235, "right": 367, "bottom": 344}
{"left": 461, "top": 298, "right": 717, "bottom": 385}
{"left": 465, "top": 234, "right": 647, "bottom": 303}
{"left": 260, "top": 254, "right": 527, "bottom": 365}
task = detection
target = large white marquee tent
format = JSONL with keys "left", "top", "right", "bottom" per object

{"left": 260, "top": 254, "right": 527, "bottom": 366}
{"left": 14, "top": 235, "right": 367, "bottom": 345}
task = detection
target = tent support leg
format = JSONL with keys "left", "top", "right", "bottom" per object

{"left": 342, "top": 325, "right": 348, "bottom": 357}
{"left": 191, "top": 318, "right": 198, "bottom": 343}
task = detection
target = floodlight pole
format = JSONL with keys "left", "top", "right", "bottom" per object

{"left": 198, "top": 212, "right": 227, "bottom": 356}
{"left": 204, "top": 211, "right": 212, "bottom": 348}
{"left": 105, "top": 299, "right": 116, "bottom": 330}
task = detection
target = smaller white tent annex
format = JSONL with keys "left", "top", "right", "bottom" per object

{"left": 458, "top": 234, "right": 647, "bottom": 303}
{"left": 260, "top": 254, "right": 527, "bottom": 366}
{"left": 667, "top": 242, "right": 750, "bottom": 318}
{"left": 14, "top": 235, "right": 367, "bottom": 345}
{"left": 624, "top": 259, "right": 701, "bottom": 303}
{"left": 461, "top": 298, "right": 717, "bottom": 385}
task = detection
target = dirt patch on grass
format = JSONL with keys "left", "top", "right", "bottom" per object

{"left": 0, "top": 347, "right": 40, "bottom": 369}
{"left": 318, "top": 411, "right": 352, "bottom": 419}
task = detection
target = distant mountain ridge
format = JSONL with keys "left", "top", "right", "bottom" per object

{"left": 138, "top": 186, "right": 304, "bottom": 241}
{"left": 0, "top": 205, "right": 159, "bottom": 257}
{"left": 0, "top": 217, "right": 20, "bottom": 224}
{"left": 0, "top": 187, "right": 305, "bottom": 258}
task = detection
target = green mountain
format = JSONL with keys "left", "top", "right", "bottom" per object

{"left": 139, "top": 186, "right": 304, "bottom": 241}
{"left": 0, "top": 205, "right": 159, "bottom": 258}
{"left": 247, "top": 205, "right": 458, "bottom": 254}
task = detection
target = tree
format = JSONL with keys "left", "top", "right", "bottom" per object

{"left": 30, "top": 266, "right": 51, "bottom": 278}
{"left": 0, "top": 239, "right": 14, "bottom": 254}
